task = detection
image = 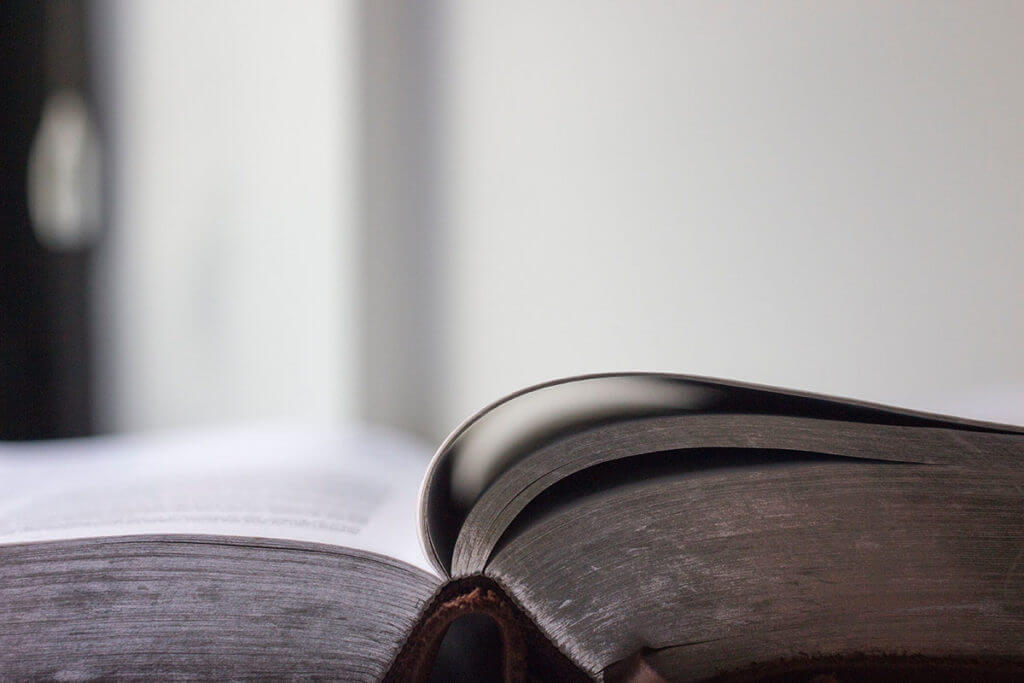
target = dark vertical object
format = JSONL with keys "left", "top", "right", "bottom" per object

{"left": 0, "top": 1, "right": 96, "bottom": 440}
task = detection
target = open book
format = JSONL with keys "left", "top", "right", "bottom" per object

{"left": 2, "top": 373, "right": 1023, "bottom": 681}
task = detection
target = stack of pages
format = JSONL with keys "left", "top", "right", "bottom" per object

{"left": 2, "top": 374, "right": 1022, "bottom": 681}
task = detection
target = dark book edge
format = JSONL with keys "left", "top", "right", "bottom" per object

{"left": 385, "top": 571, "right": 1024, "bottom": 683}
{"left": 383, "top": 574, "right": 589, "bottom": 682}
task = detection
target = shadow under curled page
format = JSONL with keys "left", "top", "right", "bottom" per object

{"left": 2, "top": 374, "right": 1024, "bottom": 681}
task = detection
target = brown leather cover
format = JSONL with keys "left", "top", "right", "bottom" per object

{"left": 383, "top": 575, "right": 588, "bottom": 682}
{"left": 703, "top": 653, "right": 1024, "bottom": 682}
{"left": 606, "top": 651, "right": 1024, "bottom": 683}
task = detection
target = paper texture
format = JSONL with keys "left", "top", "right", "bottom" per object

{"left": 0, "top": 424, "right": 434, "bottom": 573}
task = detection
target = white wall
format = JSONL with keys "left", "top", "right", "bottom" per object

{"left": 435, "top": 1, "right": 1024, "bottom": 433}
{"left": 95, "top": 0, "right": 357, "bottom": 431}
{"left": 91, "top": 1, "right": 1024, "bottom": 438}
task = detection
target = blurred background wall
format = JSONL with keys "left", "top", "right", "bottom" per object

{"left": 433, "top": 1, "right": 1024, "bottom": 430}
{"left": 93, "top": 0, "right": 355, "bottom": 432}
{"left": 3, "top": 0, "right": 1022, "bottom": 442}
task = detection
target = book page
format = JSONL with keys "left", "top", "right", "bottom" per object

{"left": 0, "top": 424, "right": 435, "bottom": 573}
